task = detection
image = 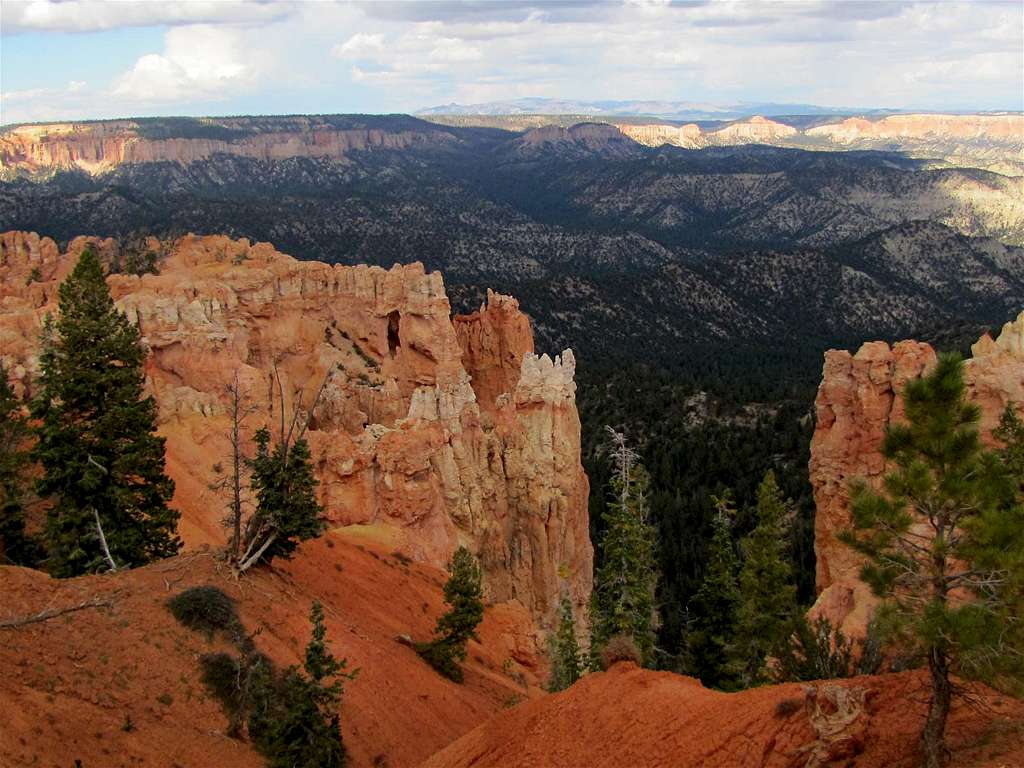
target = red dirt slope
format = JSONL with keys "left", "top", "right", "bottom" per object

{"left": 0, "top": 532, "right": 544, "bottom": 768}
{"left": 421, "top": 662, "right": 1024, "bottom": 768}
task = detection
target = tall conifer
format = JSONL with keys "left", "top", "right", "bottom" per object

{"left": 842, "top": 355, "right": 1024, "bottom": 768}
{"left": 31, "top": 245, "right": 179, "bottom": 576}
{"left": 0, "top": 367, "right": 39, "bottom": 566}
{"left": 727, "top": 470, "right": 796, "bottom": 686}
{"left": 590, "top": 427, "right": 659, "bottom": 667}
{"left": 548, "top": 595, "right": 583, "bottom": 691}
{"left": 416, "top": 546, "right": 485, "bottom": 682}
{"left": 684, "top": 495, "right": 741, "bottom": 689}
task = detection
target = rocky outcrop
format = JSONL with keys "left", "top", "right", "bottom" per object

{"left": 0, "top": 119, "right": 457, "bottom": 177}
{"left": 514, "top": 123, "right": 643, "bottom": 158}
{"left": 808, "top": 313, "right": 1024, "bottom": 636}
{"left": 0, "top": 231, "right": 592, "bottom": 628}
{"left": 616, "top": 115, "right": 797, "bottom": 148}
{"left": 453, "top": 290, "right": 535, "bottom": 411}
{"left": 708, "top": 115, "right": 798, "bottom": 144}
{"left": 807, "top": 113, "right": 1024, "bottom": 146}
{"left": 615, "top": 123, "right": 704, "bottom": 149}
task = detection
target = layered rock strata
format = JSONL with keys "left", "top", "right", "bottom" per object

{"left": 0, "top": 120, "right": 456, "bottom": 176}
{"left": 0, "top": 231, "right": 592, "bottom": 627}
{"left": 808, "top": 312, "right": 1024, "bottom": 636}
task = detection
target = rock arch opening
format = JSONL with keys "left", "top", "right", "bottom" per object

{"left": 387, "top": 310, "right": 401, "bottom": 356}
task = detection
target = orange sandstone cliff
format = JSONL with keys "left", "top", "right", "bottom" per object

{"left": 808, "top": 313, "right": 1024, "bottom": 636}
{"left": 0, "top": 231, "right": 592, "bottom": 630}
{"left": 0, "top": 119, "right": 456, "bottom": 177}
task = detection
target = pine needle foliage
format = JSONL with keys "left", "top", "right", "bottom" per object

{"left": 237, "top": 426, "right": 323, "bottom": 570}
{"left": 249, "top": 601, "right": 357, "bottom": 768}
{"left": 727, "top": 471, "right": 797, "bottom": 686}
{"left": 590, "top": 427, "right": 659, "bottom": 667}
{"left": 31, "top": 245, "right": 179, "bottom": 576}
{"left": 0, "top": 367, "right": 40, "bottom": 566}
{"left": 772, "top": 614, "right": 854, "bottom": 682}
{"left": 416, "top": 546, "right": 485, "bottom": 683}
{"left": 684, "top": 494, "right": 741, "bottom": 689}
{"left": 840, "top": 354, "right": 1024, "bottom": 768}
{"left": 547, "top": 595, "right": 583, "bottom": 691}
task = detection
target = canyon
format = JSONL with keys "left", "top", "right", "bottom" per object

{"left": 2, "top": 114, "right": 1022, "bottom": 376}
{"left": 808, "top": 311, "right": 1024, "bottom": 637}
{"left": 6, "top": 113, "right": 1020, "bottom": 179}
{"left": 0, "top": 230, "right": 592, "bottom": 630}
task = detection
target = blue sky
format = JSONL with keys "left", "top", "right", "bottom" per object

{"left": 2, "top": 0, "right": 1022, "bottom": 124}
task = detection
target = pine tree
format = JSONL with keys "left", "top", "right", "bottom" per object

{"left": 235, "top": 368, "right": 332, "bottom": 573}
{"left": 0, "top": 367, "right": 40, "bottom": 566}
{"left": 548, "top": 595, "right": 583, "bottom": 691}
{"left": 684, "top": 494, "right": 741, "bottom": 689}
{"left": 31, "top": 245, "right": 179, "bottom": 576}
{"left": 237, "top": 427, "right": 323, "bottom": 570}
{"left": 841, "top": 355, "right": 1024, "bottom": 768}
{"left": 416, "top": 546, "right": 485, "bottom": 683}
{"left": 590, "top": 427, "right": 659, "bottom": 667}
{"left": 248, "top": 600, "right": 356, "bottom": 768}
{"left": 727, "top": 470, "right": 797, "bottom": 686}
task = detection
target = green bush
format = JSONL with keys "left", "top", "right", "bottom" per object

{"left": 773, "top": 615, "right": 853, "bottom": 682}
{"left": 167, "top": 586, "right": 239, "bottom": 639}
{"left": 415, "top": 639, "right": 464, "bottom": 683}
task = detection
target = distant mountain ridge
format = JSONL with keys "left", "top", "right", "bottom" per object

{"left": 415, "top": 97, "right": 899, "bottom": 121}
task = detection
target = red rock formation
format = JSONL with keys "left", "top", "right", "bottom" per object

{"left": 807, "top": 113, "right": 1024, "bottom": 145}
{"left": 0, "top": 120, "right": 457, "bottom": 176}
{"left": 809, "top": 315, "right": 1024, "bottom": 636}
{"left": 0, "top": 232, "right": 592, "bottom": 629}
{"left": 453, "top": 290, "right": 535, "bottom": 411}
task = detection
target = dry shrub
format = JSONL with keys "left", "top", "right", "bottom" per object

{"left": 600, "top": 634, "right": 642, "bottom": 670}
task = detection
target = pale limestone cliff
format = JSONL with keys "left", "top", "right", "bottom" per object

{"left": 0, "top": 231, "right": 592, "bottom": 628}
{"left": 615, "top": 123, "right": 704, "bottom": 149}
{"left": 808, "top": 314, "right": 1024, "bottom": 636}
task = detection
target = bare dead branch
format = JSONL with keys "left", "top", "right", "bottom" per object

{"left": 0, "top": 597, "right": 114, "bottom": 630}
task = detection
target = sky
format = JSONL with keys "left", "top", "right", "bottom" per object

{"left": 1, "top": 0, "right": 1022, "bottom": 124}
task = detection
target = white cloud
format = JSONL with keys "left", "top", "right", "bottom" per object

{"left": 111, "top": 25, "right": 258, "bottom": 102}
{"left": 332, "top": 32, "right": 385, "bottom": 59}
{"left": 2, "top": 0, "right": 296, "bottom": 34}
{"left": 1, "top": 0, "right": 1021, "bottom": 121}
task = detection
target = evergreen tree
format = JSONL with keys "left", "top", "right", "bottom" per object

{"left": 0, "top": 367, "right": 40, "bottom": 566}
{"left": 31, "top": 245, "right": 178, "bottom": 576}
{"left": 727, "top": 471, "right": 797, "bottom": 686}
{"left": 841, "top": 355, "right": 1024, "bottom": 768}
{"left": 590, "top": 427, "right": 659, "bottom": 667}
{"left": 994, "top": 404, "right": 1024, "bottom": 490}
{"left": 684, "top": 495, "right": 741, "bottom": 689}
{"left": 416, "top": 546, "right": 485, "bottom": 683}
{"left": 237, "top": 426, "right": 323, "bottom": 571}
{"left": 248, "top": 601, "right": 356, "bottom": 768}
{"left": 548, "top": 595, "right": 583, "bottom": 691}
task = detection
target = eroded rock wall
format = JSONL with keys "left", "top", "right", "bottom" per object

{"left": 0, "top": 231, "right": 592, "bottom": 627}
{"left": 809, "top": 313, "right": 1024, "bottom": 636}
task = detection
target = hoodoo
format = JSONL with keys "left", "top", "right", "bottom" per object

{"left": 808, "top": 312, "right": 1024, "bottom": 636}
{"left": 0, "top": 231, "right": 593, "bottom": 629}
